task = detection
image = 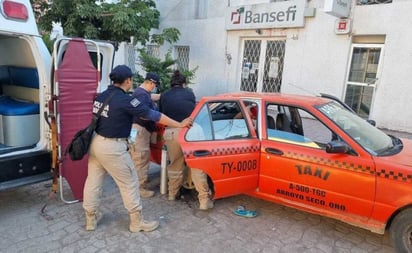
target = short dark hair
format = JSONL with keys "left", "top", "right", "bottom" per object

{"left": 170, "top": 70, "right": 186, "bottom": 87}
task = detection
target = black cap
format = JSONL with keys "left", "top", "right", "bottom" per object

{"left": 109, "top": 65, "right": 133, "bottom": 83}
{"left": 145, "top": 72, "right": 161, "bottom": 85}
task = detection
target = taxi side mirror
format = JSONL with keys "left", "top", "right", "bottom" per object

{"left": 326, "top": 141, "right": 349, "bottom": 154}
{"left": 367, "top": 119, "right": 376, "bottom": 126}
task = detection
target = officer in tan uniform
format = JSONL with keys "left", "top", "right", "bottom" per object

{"left": 83, "top": 65, "right": 193, "bottom": 232}
{"left": 130, "top": 73, "right": 161, "bottom": 198}
{"left": 159, "top": 70, "right": 214, "bottom": 210}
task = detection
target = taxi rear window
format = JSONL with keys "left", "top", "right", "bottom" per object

{"left": 185, "top": 101, "right": 251, "bottom": 141}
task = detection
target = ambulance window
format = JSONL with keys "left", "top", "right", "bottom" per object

{"left": 89, "top": 52, "right": 103, "bottom": 80}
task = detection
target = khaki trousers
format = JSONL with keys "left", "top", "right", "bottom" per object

{"left": 164, "top": 127, "right": 185, "bottom": 197}
{"left": 191, "top": 168, "right": 211, "bottom": 201}
{"left": 130, "top": 124, "right": 151, "bottom": 188}
{"left": 83, "top": 134, "right": 142, "bottom": 213}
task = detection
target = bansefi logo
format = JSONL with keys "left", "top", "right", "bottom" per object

{"left": 231, "top": 5, "right": 297, "bottom": 25}
{"left": 230, "top": 7, "right": 244, "bottom": 25}
{"left": 226, "top": 1, "right": 305, "bottom": 30}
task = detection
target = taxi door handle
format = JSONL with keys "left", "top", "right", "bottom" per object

{"left": 265, "top": 148, "right": 283, "bottom": 156}
{"left": 193, "top": 150, "right": 211, "bottom": 157}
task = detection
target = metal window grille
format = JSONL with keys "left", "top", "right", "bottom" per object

{"left": 146, "top": 44, "right": 160, "bottom": 57}
{"left": 241, "top": 40, "right": 261, "bottom": 92}
{"left": 357, "top": 0, "right": 392, "bottom": 5}
{"left": 175, "top": 46, "right": 190, "bottom": 70}
{"left": 262, "top": 40, "right": 285, "bottom": 93}
{"left": 126, "top": 43, "right": 136, "bottom": 73}
{"left": 240, "top": 40, "right": 285, "bottom": 93}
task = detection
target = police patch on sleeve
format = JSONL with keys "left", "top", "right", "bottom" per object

{"left": 130, "top": 98, "right": 141, "bottom": 107}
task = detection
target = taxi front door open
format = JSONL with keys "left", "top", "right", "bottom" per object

{"left": 179, "top": 99, "right": 260, "bottom": 199}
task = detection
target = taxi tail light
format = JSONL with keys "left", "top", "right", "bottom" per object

{"left": 2, "top": 0, "right": 29, "bottom": 21}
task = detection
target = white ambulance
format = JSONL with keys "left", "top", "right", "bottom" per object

{"left": 0, "top": 0, "right": 115, "bottom": 202}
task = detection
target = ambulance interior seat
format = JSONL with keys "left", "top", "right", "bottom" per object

{"left": 0, "top": 66, "right": 40, "bottom": 147}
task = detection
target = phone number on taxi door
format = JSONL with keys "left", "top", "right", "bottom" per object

{"left": 221, "top": 160, "right": 257, "bottom": 174}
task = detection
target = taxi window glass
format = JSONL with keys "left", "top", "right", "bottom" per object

{"left": 186, "top": 104, "right": 213, "bottom": 141}
{"left": 185, "top": 101, "right": 251, "bottom": 141}
{"left": 237, "top": 100, "right": 258, "bottom": 131}
{"left": 318, "top": 101, "right": 393, "bottom": 155}
{"left": 266, "top": 104, "right": 341, "bottom": 149}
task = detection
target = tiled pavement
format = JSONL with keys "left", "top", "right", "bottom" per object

{"left": 1, "top": 128, "right": 410, "bottom": 253}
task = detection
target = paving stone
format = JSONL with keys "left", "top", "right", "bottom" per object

{"left": 1, "top": 129, "right": 408, "bottom": 252}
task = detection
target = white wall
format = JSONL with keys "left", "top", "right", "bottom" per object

{"left": 154, "top": 0, "right": 412, "bottom": 132}
{"left": 155, "top": 0, "right": 228, "bottom": 97}
{"left": 352, "top": 0, "right": 412, "bottom": 132}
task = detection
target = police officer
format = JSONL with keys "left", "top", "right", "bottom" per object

{"left": 83, "top": 65, "right": 192, "bottom": 232}
{"left": 159, "top": 70, "right": 213, "bottom": 210}
{"left": 130, "top": 72, "right": 161, "bottom": 198}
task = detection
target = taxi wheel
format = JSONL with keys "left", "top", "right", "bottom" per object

{"left": 391, "top": 208, "right": 412, "bottom": 253}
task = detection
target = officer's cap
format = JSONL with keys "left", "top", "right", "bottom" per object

{"left": 145, "top": 72, "right": 161, "bottom": 86}
{"left": 110, "top": 65, "right": 133, "bottom": 83}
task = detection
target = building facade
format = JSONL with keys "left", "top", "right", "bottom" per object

{"left": 151, "top": 0, "right": 411, "bottom": 132}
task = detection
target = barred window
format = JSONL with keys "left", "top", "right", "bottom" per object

{"left": 357, "top": 0, "right": 392, "bottom": 5}
{"left": 175, "top": 46, "right": 190, "bottom": 70}
{"left": 146, "top": 44, "right": 160, "bottom": 57}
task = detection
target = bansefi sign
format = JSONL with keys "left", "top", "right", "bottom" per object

{"left": 226, "top": 0, "right": 306, "bottom": 30}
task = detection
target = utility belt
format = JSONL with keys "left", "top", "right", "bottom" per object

{"left": 97, "top": 133, "right": 128, "bottom": 142}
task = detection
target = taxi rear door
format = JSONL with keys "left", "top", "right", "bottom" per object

{"left": 179, "top": 98, "right": 260, "bottom": 199}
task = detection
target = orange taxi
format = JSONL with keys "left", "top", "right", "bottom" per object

{"left": 165, "top": 92, "right": 412, "bottom": 253}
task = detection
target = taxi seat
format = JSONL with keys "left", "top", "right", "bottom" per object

{"left": 276, "top": 113, "right": 292, "bottom": 133}
{"left": 267, "top": 115, "right": 276, "bottom": 129}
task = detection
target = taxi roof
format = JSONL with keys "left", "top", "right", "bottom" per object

{"left": 202, "top": 92, "right": 332, "bottom": 108}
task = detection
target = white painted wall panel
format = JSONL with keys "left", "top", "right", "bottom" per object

{"left": 154, "top": 0, "right": 412, "bottom": 132}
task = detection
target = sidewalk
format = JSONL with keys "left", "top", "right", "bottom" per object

{"left": 382, "top": 128, "right": 412, "bottom": 139}
{"left": 0, "top": 161, "right": 395, "bottom": 253}
{"left": 0, "top": 126, "right": 407, "bottom": 252}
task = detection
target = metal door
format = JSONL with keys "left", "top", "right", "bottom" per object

{"left": 240, "top": 39, "right": 286, "bottom": 93}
